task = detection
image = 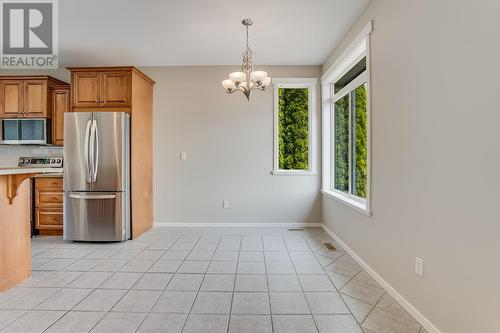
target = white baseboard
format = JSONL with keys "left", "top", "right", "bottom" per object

{"left": 154, "top": 222, "right": 323, "bottom": 228}
{"left": 321, "top": 224, "right": 441, "bottom": 333}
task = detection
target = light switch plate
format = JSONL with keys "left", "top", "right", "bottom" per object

{"left": 223, "top": 200, "right": 230, "bottom": 208}
{"left": 415, "top": 257, "right": 424, "bottom": 277}
{"left": 180, "top": 152, "right": 187, "bottom": 160}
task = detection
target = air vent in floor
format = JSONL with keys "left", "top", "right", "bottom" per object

{"left": 324, "top": 242, "right": 337, "bottom": 250}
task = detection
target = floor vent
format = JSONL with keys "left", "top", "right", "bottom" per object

{"left": 288, "top": 228, "right": 304, "bottom": 231}
{"left": 324, "top": 242, "right": 337, "bottom": 250}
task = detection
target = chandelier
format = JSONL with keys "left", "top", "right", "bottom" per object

{"left": 222, "top": 19, "right": 271, "bottom": 100}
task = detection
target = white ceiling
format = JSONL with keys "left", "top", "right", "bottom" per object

{"left": 59, "top": 0, "right": 369, "bottom": 67}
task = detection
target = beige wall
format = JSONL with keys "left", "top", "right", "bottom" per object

{"left": 140, "top": 66, "right": 322, "bottom": 224}
{"left": 321, "top": 0, "right": 500, "bottom": 332}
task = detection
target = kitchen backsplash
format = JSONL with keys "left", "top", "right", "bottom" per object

{"left": 0, "top": 146, "right": 63, "bottom": 167}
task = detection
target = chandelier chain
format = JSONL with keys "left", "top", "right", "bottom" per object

{"left": 246, "top": 24, "right": 250, "bottom": 52}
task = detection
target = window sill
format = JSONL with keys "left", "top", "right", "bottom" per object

{"left": 271, "top": 170, "right": 317, "bottom": 176}
{"left": 321, "top": 189, "right": 372, "bottom": 216}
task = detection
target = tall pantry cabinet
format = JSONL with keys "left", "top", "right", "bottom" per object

{"left": 67, "top": 67, "right": 154, "bottom": 238}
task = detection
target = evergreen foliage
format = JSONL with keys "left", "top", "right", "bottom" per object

{"left": 334, "top": 84, "right": 367, "bottom": 198}
{"left": 353, "top": 84, "right": 367, "bottom": 198}
{"left": 334, "top": 95, "right": 349, "bottom": 192}
{"left": 278, "top": 88, "right": 309, "bottom": 170}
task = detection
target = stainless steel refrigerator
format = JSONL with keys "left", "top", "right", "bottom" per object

{"left": 63, "top": 112, "right": 130, "bottom": 241}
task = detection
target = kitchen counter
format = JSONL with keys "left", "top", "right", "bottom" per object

{"left": 0, "top": 167, "right": 63, "bottom": 176}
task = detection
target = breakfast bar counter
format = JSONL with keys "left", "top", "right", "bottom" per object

{"left": 0, "top": 168, "right": 62, "bottom": 292}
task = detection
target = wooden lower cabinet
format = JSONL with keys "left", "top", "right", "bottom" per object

{"left": 34, "top": 177, "right": 63, "bottom": 235}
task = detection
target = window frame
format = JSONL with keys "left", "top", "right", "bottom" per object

{"left": 321, "top": 22, "right": 373, "bottom": 215}
{"left": 272, "top": 78, "right": 318, "bottom": 176}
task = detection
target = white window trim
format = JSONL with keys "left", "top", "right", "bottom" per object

{"left": 321, "top": 21, "right": 373, "bottom": 215}
{"left": 272, "top": 78, "right": 318, "bottom": 175}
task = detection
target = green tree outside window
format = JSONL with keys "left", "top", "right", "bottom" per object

{"left": 278, "top": 88, "right": 309, "bottom": 170}
{"left": 352, "top": 84, "right": 367, "bottom": 198}
{"left": 333, "top": 83, "right": 367, "bottom": 199}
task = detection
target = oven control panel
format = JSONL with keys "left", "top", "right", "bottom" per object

{"left": 18, "top": 157, "right": 63, "bottom": 168}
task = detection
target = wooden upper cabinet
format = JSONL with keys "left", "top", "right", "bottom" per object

{"left": 0, "top": 76, "right": 69, "bottom": 120}
{"left": 23, "top": 80, "right": 47, "bottom": 117}
{"left": 72, "top": 71, "right": 100, "bottom": 108}
{"left": 0, "top": 80, "right": 23, "bottom": 117}
{"left": 51, "top": 88, "right": 70, "bottom": 146}
{"left": 68, "top": 67, "right": 138, "bottom": 111}
{"left": 101, "top": 71, "right": 131, "bottom": 107}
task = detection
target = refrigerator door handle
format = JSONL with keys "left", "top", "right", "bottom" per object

{"left": 91, "top": 119, "right": 99, "bottom": 183}
{"left": 84, "top": 119, "right": 92, "bottom": 183}
{"left": 68, "top": 193, "right": 116, "bottom": 200}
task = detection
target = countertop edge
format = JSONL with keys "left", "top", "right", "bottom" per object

{"left": 0, "top": 168, "right": 63, "bottom": 176}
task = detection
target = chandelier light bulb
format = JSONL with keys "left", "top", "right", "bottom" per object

{"left": 250, "top": 71, "right": 267, "bottom": 84}
{"left": 222, "top": 79, "right": 237, "bottom": 92}
{"left": 229, "top": 72, "right": 246, "bottom": 86}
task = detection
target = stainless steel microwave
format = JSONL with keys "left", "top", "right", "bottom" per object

{"left": 1, "top": 118, "right": 51, "bottom": 145}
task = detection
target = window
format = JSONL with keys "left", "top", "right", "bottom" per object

{"left": 273, "top": 78, "right": 317, "bottom": 175}
{"left": 333, "top": 61, "right": 367, "bottom": 199}
{"left": 321, "top": 22, "right": 372, "bottom": 215}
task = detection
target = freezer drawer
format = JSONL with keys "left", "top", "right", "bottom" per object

{"left": 63, "top": 191, "right": 130, "bottom": 241}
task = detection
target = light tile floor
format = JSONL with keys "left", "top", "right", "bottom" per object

{"left": 0, "top": 227, "right": 427, "bottom": 333}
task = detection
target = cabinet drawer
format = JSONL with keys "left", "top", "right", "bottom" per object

{"left": 35, "top": 190, "right": 63, "bottom": 206}
{"left": 36, "top": 208, "right": 63, "bottom": 227}
{"left": 35, "top": 177, "right": 63, "bottom": 189}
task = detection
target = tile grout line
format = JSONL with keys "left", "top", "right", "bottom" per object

{"left": 263, "top": 234, "right": 275, "bottom": 333}
{"left": 132, "top": 235, "right": 179, "bottom": 333}
{"left": 178, "top": 233, "right": 221, "bottom": 333}
{"left": 286, "top": 232, "right": 320, "bottom": 332}
{"left": 314, "top": 236, "right": 372, "bottom": 328}
{"left": 359, "top": 290, "right": 386, "bottom": 330}
{"left": 309, "top": 235, "right": 367, "bottom": 330}
{"left": 225, "top": 234, "right": 242, "bottom": 333}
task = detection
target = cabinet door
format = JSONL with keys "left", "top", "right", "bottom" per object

{"left": 24, "top": 80, "right": 47, "bottom": 117}
{"left": 51, "top": 89, "right": 70, "bottom": 145}
{"left": 73, "top": 72, "right": 100, "bottom": 108}
{"left": 100, "top": 71, "right": 131, "bottom": 108}
{"left": 0, "top": 80, "right": 23, "bottom": 117}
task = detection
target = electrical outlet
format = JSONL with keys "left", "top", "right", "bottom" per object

{"left": 180, "top": 152, "right": 187, "bottom": 160}
{"left": 222, "top": 200, "right": 230, "bottom": 209}
{"left": 415, "top": 257, "right": 424, "bottom": 277}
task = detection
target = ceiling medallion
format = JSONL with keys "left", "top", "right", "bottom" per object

{"left": 222, "top": 19, "right": 271, "bottom": 100}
